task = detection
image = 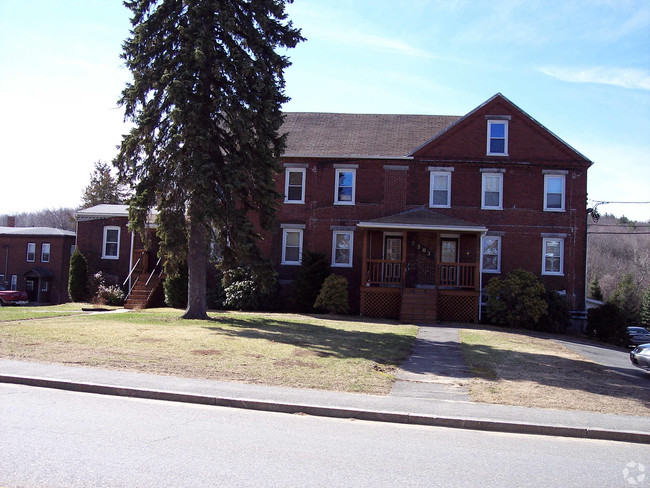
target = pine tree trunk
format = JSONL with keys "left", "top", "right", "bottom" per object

{"left": 182, "top": 218, "right": 208, "bottom": 320}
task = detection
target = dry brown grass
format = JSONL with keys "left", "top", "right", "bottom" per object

{"left": 0, "top": 307, "right": 416, "bottom": 395}
{"left": 460, "top": 329, "right": 650, "bottom": 417}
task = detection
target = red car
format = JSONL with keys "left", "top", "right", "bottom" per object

{"left": 0, "top": 284, "right": 29, "bottom": 306}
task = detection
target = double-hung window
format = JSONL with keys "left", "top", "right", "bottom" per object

{"left": 542, "top": 238, "right": 564, "bottom": 275}
{"left": 10, "top": 275, "right": 17, "bottom": 291}
{"left": 481, "top": 172, "right": 503, "bottom": 210}
{"left": 102, "top": 226, "right": 120, "bottom": 260}
{"left": 284, "top": 168, "right": 306, "bottom": 204}
{"left": 281, "top": 227, "right": 303, "bottom": 265}
{"left": 41, "top": 243, "right": 51, "bottom": 263}
{"left": 481, "top": 236, "right": 501, "bottom": 273}
{"left": 429, "top": 170, "right": 452, "bottom": 208}
{"left": 332, "top": 231, "right": 354, "bottom": 267}
{"left": 487, "top": 120, "right": 508, "bottom": 156}
{"left": 26, "top": 243, "right": 36, "bottom": 262}
{"left": 334, "top": 167, "right": 356, "bottom": 205}
{"left": 544, "top": 174, "right": 566, "bottom": 211}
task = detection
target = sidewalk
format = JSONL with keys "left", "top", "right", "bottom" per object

{"left": 1, "top": 358, "right": 648, "bottom": 444}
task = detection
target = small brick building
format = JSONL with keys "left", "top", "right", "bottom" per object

{"left": 266, "top": 93, "right": 591, "bottom": 323}
{"left": 0, "top": 223, "right": 76, "bottom": 304}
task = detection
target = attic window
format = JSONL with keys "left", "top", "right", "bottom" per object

{"left": 487, "top": 120, "right": 508, "bottom": 156}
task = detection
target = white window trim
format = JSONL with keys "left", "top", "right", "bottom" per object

{"left": 281, "top": 228, "right": 303, "bottom": 265}
{"left": 481, "top": 173, "right": 503, "bottom": 210}
{"left": 331, "top": 231, "right": 354, "bottom": 268}
{"left": 542, "top": 238, "right": 564, "bottom": 276}
{"left": 429, "top": 171, "right": 451, "bottom": 208}
{"left": 102, "top": 226, "right": 121, "bottom": 260}
{"left": 543, "top": 174, "right": 566, "bottom": 212}
{"left": 284, "top": 168, "right": 306, "bottom": 204}
{"left": 334, "top": 168, "right": 356, "bottom": 205}
{"left": 41, "top": 243, "right": 51, "bottom": 263}
{"left": 26, "top": 242, "right": 36, "bottom": 262}
{"left": 487, "top": 120, "right": 509, "bottom": 156}
{"left": 481, "top": 235, "right": 501, "bottom": 274}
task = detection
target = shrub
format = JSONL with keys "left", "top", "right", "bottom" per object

{"left": 610, "top": 273, "right": 640, "bottom": 326}
{"left": 96, "top": 284, "right": 125, "bottom": 306}
{"left": 294, "top": 251, "right": 330, "bottom": 312}
{"left": 537, "top": 289, "right": 571, "bottom": 333}
{"left": 485, "top": 269, "right": 547, "bottom": 329}
{"left": 641, "top": 288, "right": 650, "bottom": 329}
{"left": 587, "top": 276, "right": 604, "bottom": 301}
{"left": 221, "top": 266, "right": 277, "bottom": 311}
{"left": 587, "top": 302, "right": 628, "bottom": 346}
{"left": 68, "top": 248, "right": 88, "bottom": 302}
{"left": 314, "top": 274, "right": 349, "bottom": 314}
{"left": 163, "top": 263, "right": 188, "bottom": 309}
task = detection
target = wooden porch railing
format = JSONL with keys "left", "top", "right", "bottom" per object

{"left": 365, "top": 259, "right": 478, "bottom": 289}
{"left": 439, "top": 263, "right": 476, "bottom": 289}
{"left": 365, "top": 259, "right": 404, "bottom": 286}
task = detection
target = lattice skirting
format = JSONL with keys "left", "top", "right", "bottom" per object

{"left": 361, "top": 288, "right": 401, "bottom": 319}
{"left": 438, "top": 292, "right": 479, "bottom": 323}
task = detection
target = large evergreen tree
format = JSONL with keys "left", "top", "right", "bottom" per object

{"left": 114, "top": 0, "right": 302, "bottom": 319}
{"left": 80, "top": 160, "right": 129, "bottom": 208}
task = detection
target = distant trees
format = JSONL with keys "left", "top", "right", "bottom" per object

{"left": 0, "top": 208, "right": 75, "bottom": 231}
{"left": 80, "top": 160, "right": 129, "bottom": 208}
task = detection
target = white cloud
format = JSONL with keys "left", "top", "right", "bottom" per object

{"left": 537, "top": 65, "right": 650, "bottom": 91}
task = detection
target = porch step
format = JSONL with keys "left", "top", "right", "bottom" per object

{"left": 400, "top": 288, "right": 437, "bottom": 324}
{"left": 124, "top": 275, "right": 164, "bottom": 309}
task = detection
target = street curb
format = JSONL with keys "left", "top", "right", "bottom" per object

{"left": 2, "top": 374, "right": 648, "bottom": 445}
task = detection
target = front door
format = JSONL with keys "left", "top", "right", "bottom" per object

{"left": 440, "top": 238, "right": 458, "bottom": 285}
{"left": 383, "top": 235, "right": 402, "bottom": 284}
{"left": 25, "top": 278, "right": 38, "bottom": 302}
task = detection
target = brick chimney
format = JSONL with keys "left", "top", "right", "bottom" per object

{"left": 6, "top": 216, "right": 15, "bottom": 227}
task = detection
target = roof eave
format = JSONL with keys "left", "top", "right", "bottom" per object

{"left": 357, "top": 222, "right": 488, "bottom": 233}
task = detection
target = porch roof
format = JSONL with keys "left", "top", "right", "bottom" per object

{"left": 357, "top": 208, "right": 487, "bottom": 233}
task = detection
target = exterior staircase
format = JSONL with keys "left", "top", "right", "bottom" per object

{"left": 399, "top": 288, "right": 437, "bottom": 324}
{"left": 124, "top": 274, "right": 164, "bottom": 309}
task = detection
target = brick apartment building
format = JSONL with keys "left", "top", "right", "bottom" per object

{"left": 76, "top": 93, "right": 591, "bottom": 322}
{"left": 0, "top": 218, "right": 76, "bottom": 304}
{"left": 264, "top": 93, "right": 591, "bottom": 323}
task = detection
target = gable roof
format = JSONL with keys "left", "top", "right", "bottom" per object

{"left": 282, "top": 113, "right": 460, "bottom": 158}
{"left": 357, "top": 208, "right": 487, "bottom": 232}
{"left": 409, "top": 93, "right": 592, "bottom": 163}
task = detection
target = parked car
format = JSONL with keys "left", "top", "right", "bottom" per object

{"left": 630, "top": 344, "right": 650, "bottom": 372}
{"left": 0, "top": 284, "right": 29, "bottom": 306}
{"left": 627, "top": 327, "right": 650, "bottom": 347}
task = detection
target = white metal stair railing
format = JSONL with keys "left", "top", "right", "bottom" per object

{"left": 123, "top": 256, "right": 142, "bottom": 302}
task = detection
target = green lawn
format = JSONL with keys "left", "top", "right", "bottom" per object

{"left": 0, "top": 307, "right": 417, "bottom": 394}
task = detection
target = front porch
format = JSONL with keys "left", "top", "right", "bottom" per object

{"left": 357, "top": 209, "right": 487, "bottom": 324}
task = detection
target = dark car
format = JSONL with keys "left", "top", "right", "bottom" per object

{"left": 0, "top": 284, "right": 29, "bottom": 306}
{"left": 630, "top": 344, "right": 650, "bottom": 371}
{"left": 627, "top": 327, "right": 650, "bottom": 347}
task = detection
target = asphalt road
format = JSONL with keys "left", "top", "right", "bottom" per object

{"left": 2, "top": 384, "right": 648, "bottom": 488}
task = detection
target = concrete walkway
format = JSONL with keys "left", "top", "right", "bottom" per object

{"left": 391, "top": 325, "right": 471, "bottom": 401}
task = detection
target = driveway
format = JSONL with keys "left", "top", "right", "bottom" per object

{"left": 553, "top": 337, "right": 650, "bottom": 388}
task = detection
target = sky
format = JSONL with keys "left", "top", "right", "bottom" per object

{"left": 1, "top": 0, "right": 649, "bottom": 221}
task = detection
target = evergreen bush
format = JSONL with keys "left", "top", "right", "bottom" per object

{"left": 163, "top": 263, "right": 188, "bottom": 309}
{"left": 537, "top": 289, "right": 571, "bottom": 333}
{"left": 587, "top": 276, "right": 604, "bottom": 301}
{"left": 314, "top": 274, "right": 349, "bottom": 314}
{"left": 587, "top": 302, "right": 628, "bottom": 346}
{"left": 485, "top": 269, "right": 547, "bottom": 329}
{"left": 294, "top": 251, "right": 330, "bottom": 312}
{"left": 68, "top": 248, "right": 88, "bottom": 302}
{"left": 641, "top": 288, "right": 650, "bottom": 329}
{"left": 222, "top": 266, "right": 277, "bottom": 311}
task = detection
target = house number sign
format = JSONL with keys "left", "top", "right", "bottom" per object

{"left": 409, "top": 239, "right": 435, "bottom": 260}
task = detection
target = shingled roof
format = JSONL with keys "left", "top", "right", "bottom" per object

{"left": 282, "top": 113, "right": 460, "bottom": 158}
